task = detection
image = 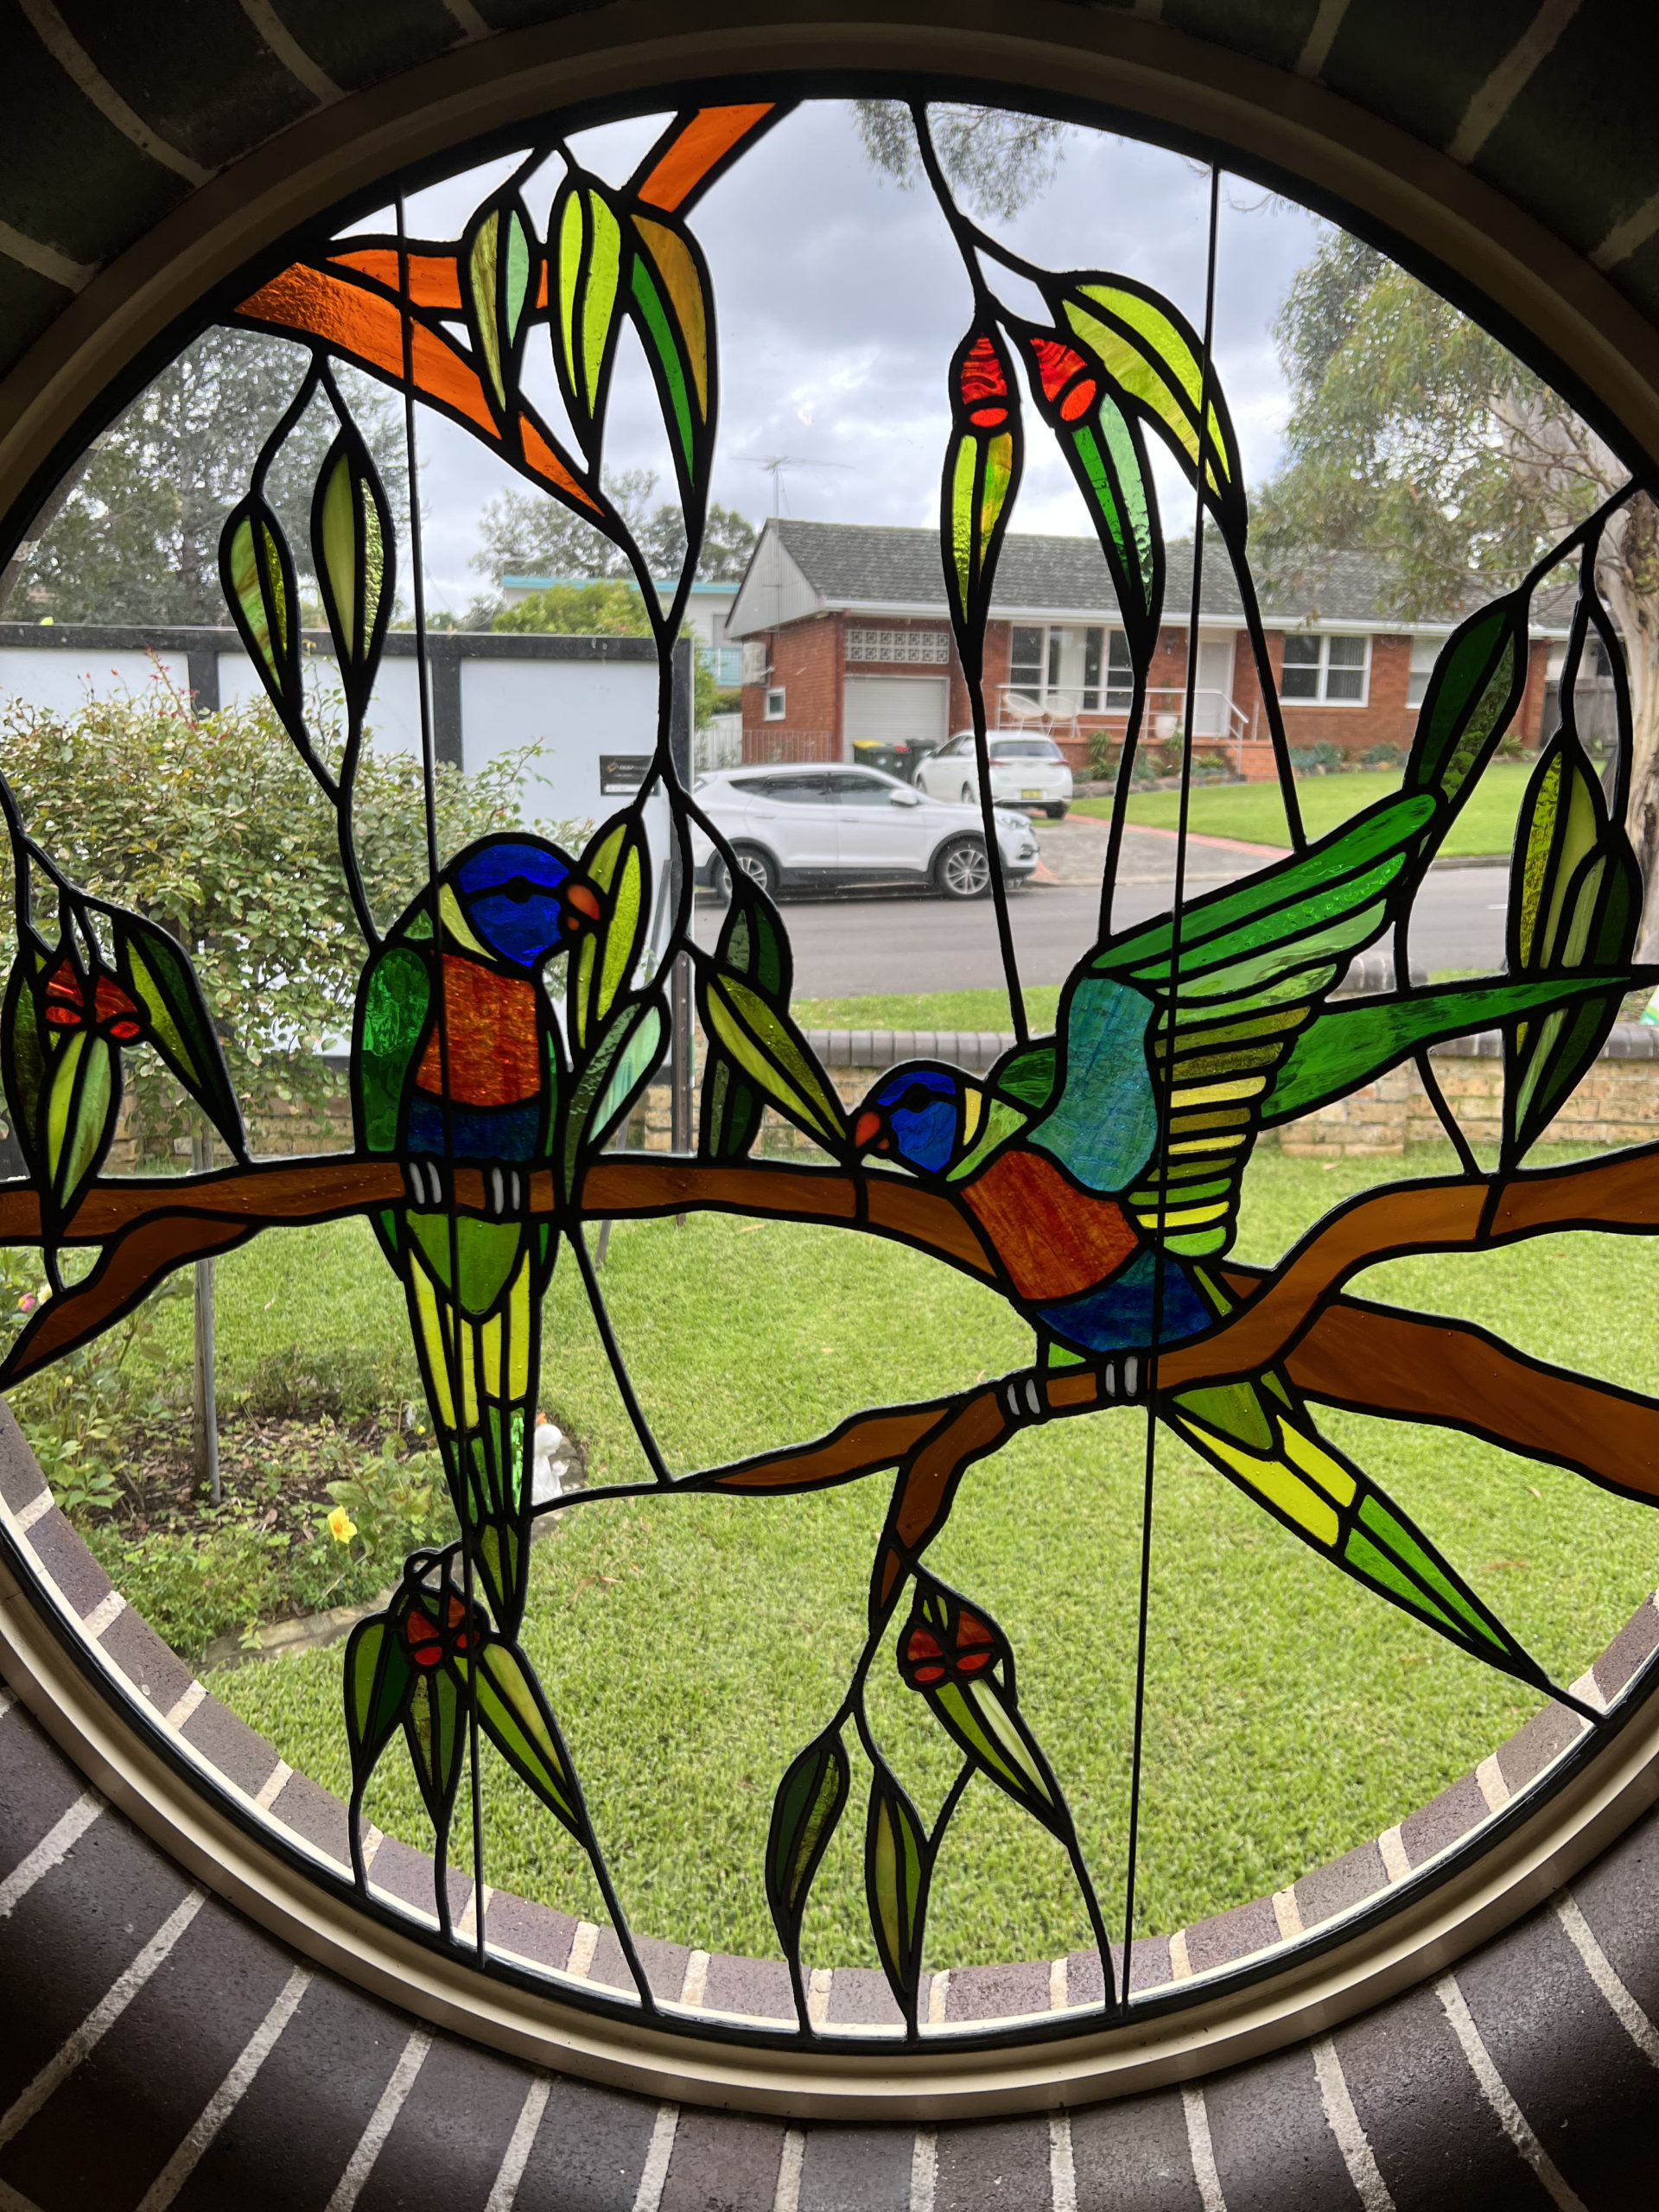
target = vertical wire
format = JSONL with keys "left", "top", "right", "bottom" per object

{"left": 396, "top": 191, "right": 487, "bottom": 1965}
{"left": 1119, "top": 166, "right": 1221, "bottom": 2011}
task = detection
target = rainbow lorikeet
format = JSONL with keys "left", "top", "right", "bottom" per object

{"left": 853, "top": 789, "right": 1633, "bottom": 1699}
{"left": 353, "top": 836, "right": 599, "bottom": 1636}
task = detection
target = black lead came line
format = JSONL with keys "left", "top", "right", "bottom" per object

{"left": 397, "top": 189, "right": 488, "bottom": 1971}
{"left": 1120, "top": 163, "right": 1223, "bottom": 2018}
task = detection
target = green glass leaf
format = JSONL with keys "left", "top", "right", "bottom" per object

{"left": 2, "top": 955, "right": 47, "bottom": 1172}
{"left": 552, "top": 179, "right": 622, "bottom": 440}
{"left": 1503, "top": 731, "right": 1640, "bottom": 1165}
{"left": 116, "top": 912, "right": 245, "bottom": 1159}
{"left": 474, "top": 1639, "right": 585, "bottom": 1840}
{"left": 313, "top": 424, "right": 394, "bottom": 715}
{"left": 899, "top": 1582, "right": 1068, "bottom": 1840}
{"left": 630, "top": 253, "right": 696, "bottom": 478}
{"left": 219, "top": 495, "right": 303, "bottom": 733}
{"left": 1060, "top": 278, "right": 1236, "bottom": 508}
{"left": 404, "top": 1662, "right": 466, "bottom": 1829}
{"left": 469, "top": 208, "right": 505, "bottom": 410}
{"left": 766, "top": 1726, "right": 849, "bottom": 1958}
{"left": 562, "top": 995, "right": 665, "bottom": 1197}
{"left": 50, "top": 1032, "right": 112, "bottom": 1211}
{"left": 865, "top": 1758, "right": 930, "bottom": 2024}
{"left": 570, "top": 810, "right": 650, "bottom": 1050}
{"left": 701, "top": 972, "right": 846, "bottom": 1147}
{"left": 464, "top": 192, "right": 539, "bottom": 422}
{"left": 1403, "top": 593, "right": 1528, "bottom": 811}
{"left": 344, "top": 1611, "right": 413, "bottom": 1796}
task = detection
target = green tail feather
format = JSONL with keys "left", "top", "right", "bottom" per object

{"left": 397, "top": 1215, "right": 547, "bottom": 1637}
{"left": 1166, "top": 1373, "right": 1557, "bottom": 1697}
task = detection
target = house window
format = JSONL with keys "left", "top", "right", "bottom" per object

{"left": 1407, "top": 636, "right": 1440, "bottom": 708}
{"left": 845, "top": 627, "right": 950, "bottom": 664}
{"left": 1010, "top": 624, "right": 1045, "bottom": 698}
{"left": 700, "top": 643, "right": 743, "bottom": 686}
{"left": 1106, "top": 632, "right": 1134, "bottom": 709}
{"left": 764, "top": 686, "right": 786, "bottom": 721}
{"left": 1282, "top": 632, "right": 1370, "bottom": 704}
{"left": 1007, "top": 624, "right": 1121, "bottom": 712}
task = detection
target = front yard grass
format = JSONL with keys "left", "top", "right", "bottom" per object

{"left": 186, "top": 1144, "right": 1659, "bottom": 1972}
{"left": 1071, "top": 760, "right": 1535, "bottom": 857}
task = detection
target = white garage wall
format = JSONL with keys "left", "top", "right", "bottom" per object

{"left": 458, "top": 655, "right": 658, "bottom": 830}
{"left": 216, "top": 647, "right": 428, "bottom": 758}
{"left": 0, "top": 646, "right": 190, "bottom": 716}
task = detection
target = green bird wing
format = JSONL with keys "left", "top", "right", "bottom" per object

{"left": 1262, "top": 971, "right": 1640, "bottom": 1125}
{"left": 1065, "top": 791, "right": 1440, "bottom": 1256}
{"left": 353, "top": 935, "right": 432, "bottom": 1267}
{"left": 353, "top": 936, "right": 433, "bottom": 1157}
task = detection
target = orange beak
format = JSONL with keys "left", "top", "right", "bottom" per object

{"left": 562, "top": 880, "right": 601, "bottom": 936}
{"left": 854, "top": 1109, "right": 884, "bottom": 1152}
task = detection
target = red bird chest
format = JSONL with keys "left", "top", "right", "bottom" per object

{"left": 961, "top": 1147, "right": 1141, "bottom": 1302}
{"left": 414, "top": 957, "right": 542, "bottom": 1108}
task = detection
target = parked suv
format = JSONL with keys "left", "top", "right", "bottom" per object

{"left": 915, "top": 731, "right": 1074, "bottom": 818}
{"left": 690, "top": 763, "right": 1039, "bottom": 899}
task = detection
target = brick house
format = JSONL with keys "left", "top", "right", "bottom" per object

{"left": 726, "top": 520, "right": 1562, "bottom": 779}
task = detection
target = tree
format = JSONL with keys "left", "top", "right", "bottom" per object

{"left": 4, "top": 330, "right": 404, "bottom": 627}
{"left": 492, "top": 580, "right": 652, "bottom": 636}
{"left": 1261, "top": 227, "right": 1659, "bottom": 955}
{"left": 469, "top": 468, "right": 755, "bottom": 620}
{"left": 853, "top": 100, "right": 1065, "bottom": 219}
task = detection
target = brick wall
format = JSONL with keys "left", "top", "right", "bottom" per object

{"left": 740, "top": 615, "right": 842, "bottom": 760}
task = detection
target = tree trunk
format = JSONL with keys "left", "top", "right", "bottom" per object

{"left": 1597, "top": 495, "right": 1659, "bottom": 962}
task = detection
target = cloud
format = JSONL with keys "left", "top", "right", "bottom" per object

{"left": 407, "top": 102, "right": 1325, "bottom": 611}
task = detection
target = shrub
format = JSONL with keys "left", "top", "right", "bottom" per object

{"left": 235, "top": 1342, "right": 418, "bottom": 1423}
{"left": 1359, "top": 741, "right": 1403, "bottom": 767}
{"left": 1086, "top": 728, "right": 1117, "bottom": 780}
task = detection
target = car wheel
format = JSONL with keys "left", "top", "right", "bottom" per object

{"left": 1046, "top": 804, "right": 1069, "bottom": 820}
{"left": 935, "top": 836, "right": 992, "bottom": 899}
{"left": 713, "top": 845, "right": 777, "bottom": 900}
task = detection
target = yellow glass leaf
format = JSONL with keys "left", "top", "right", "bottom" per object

{"left": 471, "top": 209, "right": 504, "bottom": 409}
{"left": 583, "top": 190, "right": 621, "bottom": 412}
{"left": 633, "top": 215, "right": 707, "bottom": 416}
{"left": 319, "top": 451, "right": 357, "bottom": 658}
{"left": 598, "top": 844, "right": 641, "bottom": 1020}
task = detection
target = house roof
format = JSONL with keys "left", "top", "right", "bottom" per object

{"left": 727, "top": 519, "right": 1569, "bottom": 639}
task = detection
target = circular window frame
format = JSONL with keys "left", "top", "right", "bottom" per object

{"left": 3, "top": 9, "right": 1659, "bottom": 2123}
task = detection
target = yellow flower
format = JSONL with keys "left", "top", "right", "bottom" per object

{"left": 327, "top": 1505, "right": 358, "bottom": 1544}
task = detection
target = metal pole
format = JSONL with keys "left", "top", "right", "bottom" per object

{"left": 669, "top": 635, "right": 696, "bottom": 1196}
{"left": 190, "top": 1126, "right": 219, "bottom": 1503}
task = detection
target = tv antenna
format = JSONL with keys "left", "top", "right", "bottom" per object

{"left": 748, "top": 454, "right": 851, "bottom": 518}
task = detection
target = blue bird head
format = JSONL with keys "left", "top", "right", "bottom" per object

{"left": 854, "top": 1064, "right": 970, "bottom": 1177}
{"left": 450, "top": 836, "right": 600, "bottom": 968}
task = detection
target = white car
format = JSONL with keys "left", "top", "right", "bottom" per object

{"left": 690, "top": 763, "right": 1039, "bottom": 899}
{"left": 916, "top": 731, "right": 1074, "bottom": 819}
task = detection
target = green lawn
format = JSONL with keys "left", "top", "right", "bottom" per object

{"left": 794, "top": 988, "right": 1058, "bottom": 1033}
{"left": 188, "top": 1147, "right": 1659, "bottom": 1971}
{"left": 1072, "top": 761, "right": 1535, "bottom": 857}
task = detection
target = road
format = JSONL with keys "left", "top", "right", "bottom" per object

{"left": 695, "top": 821, "right": 1510, "bottom": 1000}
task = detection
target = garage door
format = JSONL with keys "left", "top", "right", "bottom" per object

{"left": 842, "top": 675, "right": 949, "bottom": 756}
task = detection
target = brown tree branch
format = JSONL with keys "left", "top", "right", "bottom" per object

{"left": 4, "top": 1147, "right": 1659, "bottom": 1499}
{"left": 0, "top": 1156, "right": 995, "bottom": 1387}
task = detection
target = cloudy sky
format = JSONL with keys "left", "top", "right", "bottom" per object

{"left": 367, "top": 101, "right": 1328, "bottom": 613}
